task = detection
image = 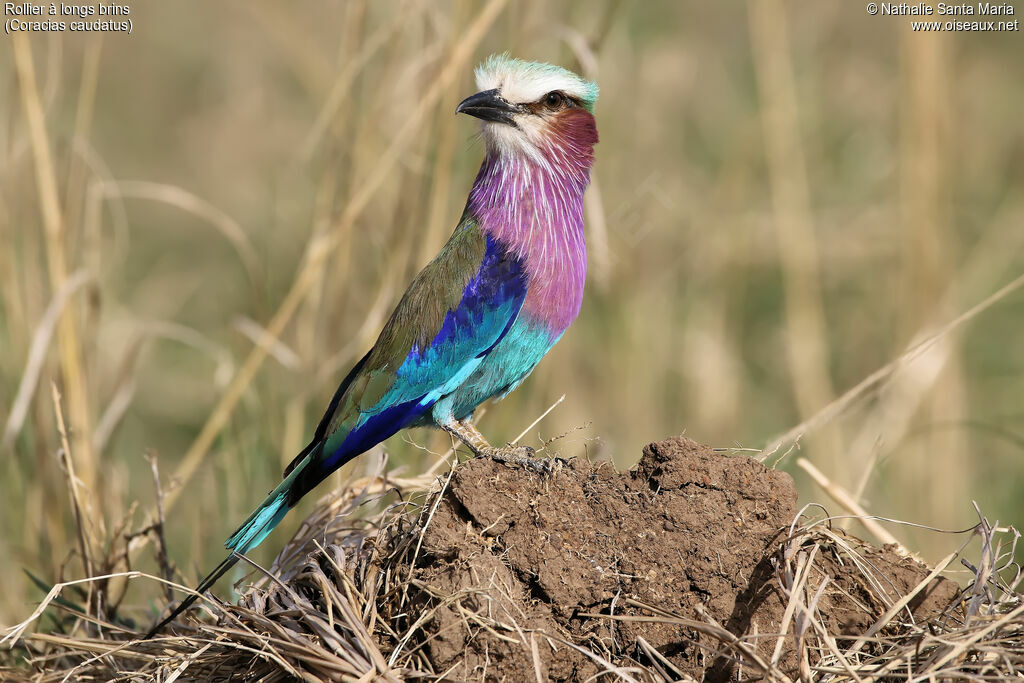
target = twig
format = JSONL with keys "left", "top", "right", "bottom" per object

{"left": 51, "top": 383, "right": 95, "bottom": 615}
{"left": 513, "top": 394, "right": 566, "bottom": 445}
{"left": 146, "top": 451, "right": 175, "bottom": 602}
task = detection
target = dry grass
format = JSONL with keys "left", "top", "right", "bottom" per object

{"left": 2, "top": 0, "right": 1024, "bottom": 650}
{"left": 2, "top": 454, "right": 1021, "bottom": 681}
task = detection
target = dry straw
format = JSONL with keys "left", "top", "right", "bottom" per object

{"left": 3, "top": 446, "right": 1022, "bottom": 681}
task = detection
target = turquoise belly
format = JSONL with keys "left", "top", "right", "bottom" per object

{"left": 428, "top": 317, "right": 559, "bottom": 424}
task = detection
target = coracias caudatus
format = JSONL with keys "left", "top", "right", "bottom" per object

{"left": 146, "top": 54, "right": 599, "bottom": 638}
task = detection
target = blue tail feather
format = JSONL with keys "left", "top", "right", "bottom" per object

{"left": 145, "top": 387, "right": 431, "bottom": 638}
{"left": 224, "top": 448, "right": 316, "bottom": 554}
{"left": 224, "top": 491, "right": 291, "bottom": 553}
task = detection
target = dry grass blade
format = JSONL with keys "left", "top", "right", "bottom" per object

{"left": 11, "top": 32, "right": 95, "bottom": 492}
{"left": 50, "top": 382, "right": 96, "bottom": 615}
{"left": 760, "top": 269, "right": 1024, "bottom": 463}
{"left": 770, "top": 542, "right": 817, "bottom": 667}
{"left": 749, "top": 0, "right": 838, "bottom": 468}
{"left": 2, "top": 270, "right": 92, "bottom": 450}
{"left": 512, "top": 393, "right": 565, "bottom": 445}
{"left": 580, "top": 599, "right": 783, "bottom": 680}
{"left": 298, "top": 0, "right": 428, "bottom": 160}
{"left": 233, "top": 316, "right": 302, "bottom": 371}
{"left": 796, "top": 458, "right": 901, "bottom": 548}
{"left": 920, "top": 602, "right": 1024, "bottom": 676}
{"left": 1, "top": 571, "right": 142, "bottom": 648}
{"left": 93, "top": 180, "right": 264, "bottom": 292}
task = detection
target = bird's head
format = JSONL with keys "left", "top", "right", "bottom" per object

{"left": 457, "top": 54, "right": 599, "bottom": 165}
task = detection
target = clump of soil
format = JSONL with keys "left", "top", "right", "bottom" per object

{"left": 393, "top": 436, "right": 957, "bottom": 680}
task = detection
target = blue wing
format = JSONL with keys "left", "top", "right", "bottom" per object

{"left": 383, "top": 234, "right": 528, "bottom": 408}
{"left": 286, "top": 229, "right": 527, "bottom": 493}
{"left": 227, "top": 227, "right": 526, "bottom": 553}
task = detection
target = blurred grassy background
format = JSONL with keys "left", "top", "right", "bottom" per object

{"left": 2, "top": 0, "right": 1023, "bottom": 626}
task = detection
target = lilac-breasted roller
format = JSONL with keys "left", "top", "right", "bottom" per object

{"left": 145, "top": 55, "right": 599, "bottom": 637}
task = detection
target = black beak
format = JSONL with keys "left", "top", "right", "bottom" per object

{"left": 456, "top": 89, "right": 519, "bottom": 125}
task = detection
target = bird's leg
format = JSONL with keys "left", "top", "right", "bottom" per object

{"left": 440, "top": 418, "right": 550, "bottom": 473}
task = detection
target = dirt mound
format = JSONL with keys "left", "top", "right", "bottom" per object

{"left": 6, "top": 436, "right": 974, "bottom": 682}
{"left": 398, "top": 436, "right": 957, "bottom": 680}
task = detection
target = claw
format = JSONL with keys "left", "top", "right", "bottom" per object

{"left": 476, "top": 444, "right": 554, "bottom": 474}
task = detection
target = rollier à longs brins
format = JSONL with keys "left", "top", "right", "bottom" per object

{"left": 146, "top": 54, "right": 599, "bottom": 638}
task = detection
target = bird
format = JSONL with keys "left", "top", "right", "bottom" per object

{"left": 144, "top": 54, "right": 599, "bottom": 638}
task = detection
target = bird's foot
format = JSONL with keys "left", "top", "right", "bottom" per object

{"left": 477, "top": 444, "right": 552, "bottom": 474}
{"left": 440, "top": 418, "right": 557, "bottom": 474}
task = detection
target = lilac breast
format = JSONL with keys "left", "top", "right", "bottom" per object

{"left": 467, "top": 151, "right": 590, "bottom": 336}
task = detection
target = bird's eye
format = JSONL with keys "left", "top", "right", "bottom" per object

{"left": 543, "top": 91, "right": 564, "bottom": 108}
